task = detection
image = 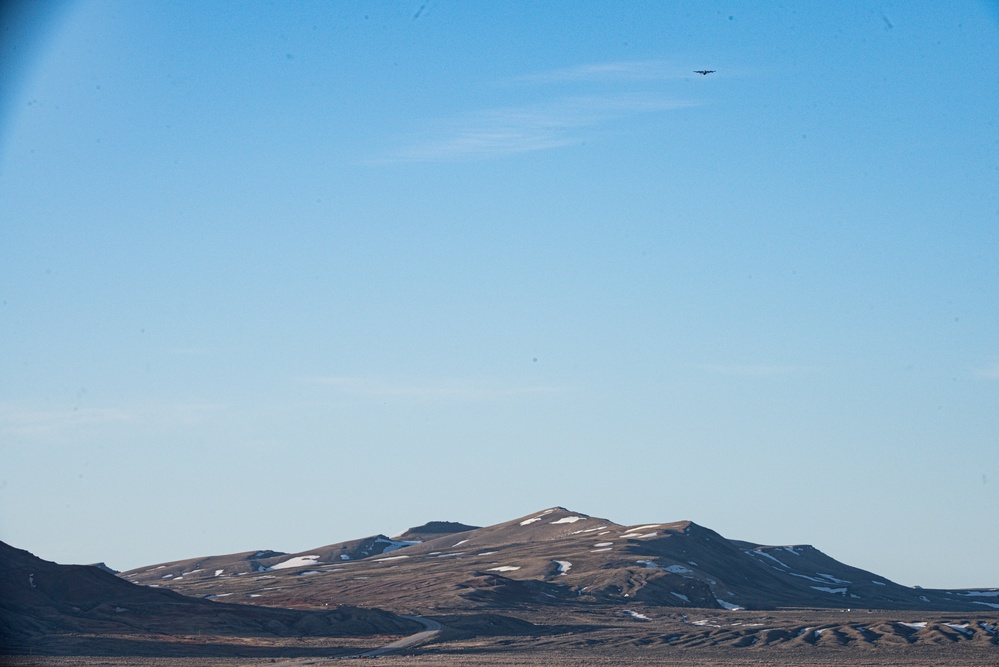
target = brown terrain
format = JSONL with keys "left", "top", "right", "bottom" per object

{"left": 2, "top": 507, "right": 996, "bottom": 666}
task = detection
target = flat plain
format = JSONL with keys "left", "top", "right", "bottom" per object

{"left": 4, "top": 607, "right": 997, "bottom": 666}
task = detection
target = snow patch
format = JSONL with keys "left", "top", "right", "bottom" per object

{"left": 28, "top": 574, "right": 35, "bottom": 588}
{"left": 629, "top": 524, "right": 662, "bottom": 532}
{"left": 553, "top": 560, "right": 571, "bottom": 575}
{"left": 749, "top": 550, "right": 790, "bottom": 569}
{"left": 374, "top": 555, "right": 410, "bottom": 562}
{"left": 811, "top": 586, "right": 848, "bottom": 595}
{"left": 620, "top": 532, "right": 658, "bottom": 539}
{"left": 871, "top": 580, "right": 887, "bottom": 585}
{"left": 520, "top": 516, "right": 542, "bottom": 526}
{"left": 376, "top": 537, "right": 421, "bottom": 553}
{"left": 624, "top": 610, "right": 651, "bottom": 621}
{"left": 671, "top": 592, "right": 690, "bottom": 602}
{"left": 960, "top": 590, "right": 999, "bottom": 597}
{"left": 270, "top": 555, "right": 321, "bottom": 570}
{"left": 487, "top": 566, "right": 521, "bottom": 572}
{"left": 452, "top": 539, "right": 468, "bottom": 547}
{"left": 716, "top": 598, "right": 743, "bottom": 610}
{"left": 972, "top": 601, "right": 999, "bottom": 609}
{"left": 551, "top": 516, "right": 585, "bottom": 524}
{"left": 477, "top": 551, "right": 497, "bottom": 556}
{"left": 214, "top": 569, "right": 224, "bottom": 577}
{"left": 900, "top": 622, "right": 926, "bottom": 630}
{"left": 664, "top": 564, "right": 694, "bottom": 574}
{"left": 788, "top": 573, "right": 829, "bottom": 583}
{"left": 591, "top": 547, "right": 612, "bottom": 552}
{"left": 593, "top": 542, "right": 613, "bottom": 548}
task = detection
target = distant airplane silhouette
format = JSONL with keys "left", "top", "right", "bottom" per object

{"left": 694, "top": 70, "right": 716, "bottom": 75}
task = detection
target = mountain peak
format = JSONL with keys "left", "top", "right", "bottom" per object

{"left": 391, "top": 521, "right": 480, "bottom": 542}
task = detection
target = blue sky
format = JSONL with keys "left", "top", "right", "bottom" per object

{"left": 1, "top": 1, "right": 997, "bottom": 589}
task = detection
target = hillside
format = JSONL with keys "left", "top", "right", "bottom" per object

{"left": 0, "top": 540, "right": 420, "bottom": 656}
{"left": 120, "top": 507, "right": 998, "bottom": 614}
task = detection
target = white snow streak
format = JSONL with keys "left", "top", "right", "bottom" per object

{"left": 551, "top": 516, "right": 585, "bottom": 524}
{"left": 270, "top": 555, "right": 320, "bottom": 570}
{"left": 749, "top": 550, "right": 790, "bottom": 569}
{"left": 377, "top": 538, "right": 421, "bottom": 553}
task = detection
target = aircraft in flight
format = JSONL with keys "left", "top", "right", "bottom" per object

{"left": 693, "top": 70, "right": 716, "bottom": 75}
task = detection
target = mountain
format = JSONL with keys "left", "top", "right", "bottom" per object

{"left": 391, "top": 521, "right": 480, "bottom": 542}
{"left": 0, "top": 540, "right": 420, "bottom": 654}
{"left": 120, "top": 507, "right": 998, "bottom": 614}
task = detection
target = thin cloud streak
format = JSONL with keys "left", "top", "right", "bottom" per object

{"left": 0, "top": 402, "right": 226, "bottom": 443}
{"left": 375, "top": 94, "right": 699, "bottom": 163}
{"left": 304, "top": 375, "right": 563, "bottom": 401}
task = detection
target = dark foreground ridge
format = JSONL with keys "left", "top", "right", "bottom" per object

{"left": 0, "top": 540, "right": 422, "bottom": 657}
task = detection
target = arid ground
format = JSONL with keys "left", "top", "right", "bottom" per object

{"left": 4, "top": 607, "right": 997, "bottom": 666}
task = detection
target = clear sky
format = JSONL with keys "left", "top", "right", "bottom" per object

{"left": 1, "top": 1, "right": 997, "bottom": 589}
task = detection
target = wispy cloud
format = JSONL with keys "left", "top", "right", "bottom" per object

{"left": 974, "top": 363, "right": 999, "bottom": 379}
{"left": 303, "top": 375, "right": 562, "bottom": 401}
{"left": 700, "top": 363, "right": 813, "bottom": 377}
{"left": 376, "top": 93, "right": 697, "bottom": 163}
{"left": 0, "top": 402, "right": 225, "bottom": 443}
